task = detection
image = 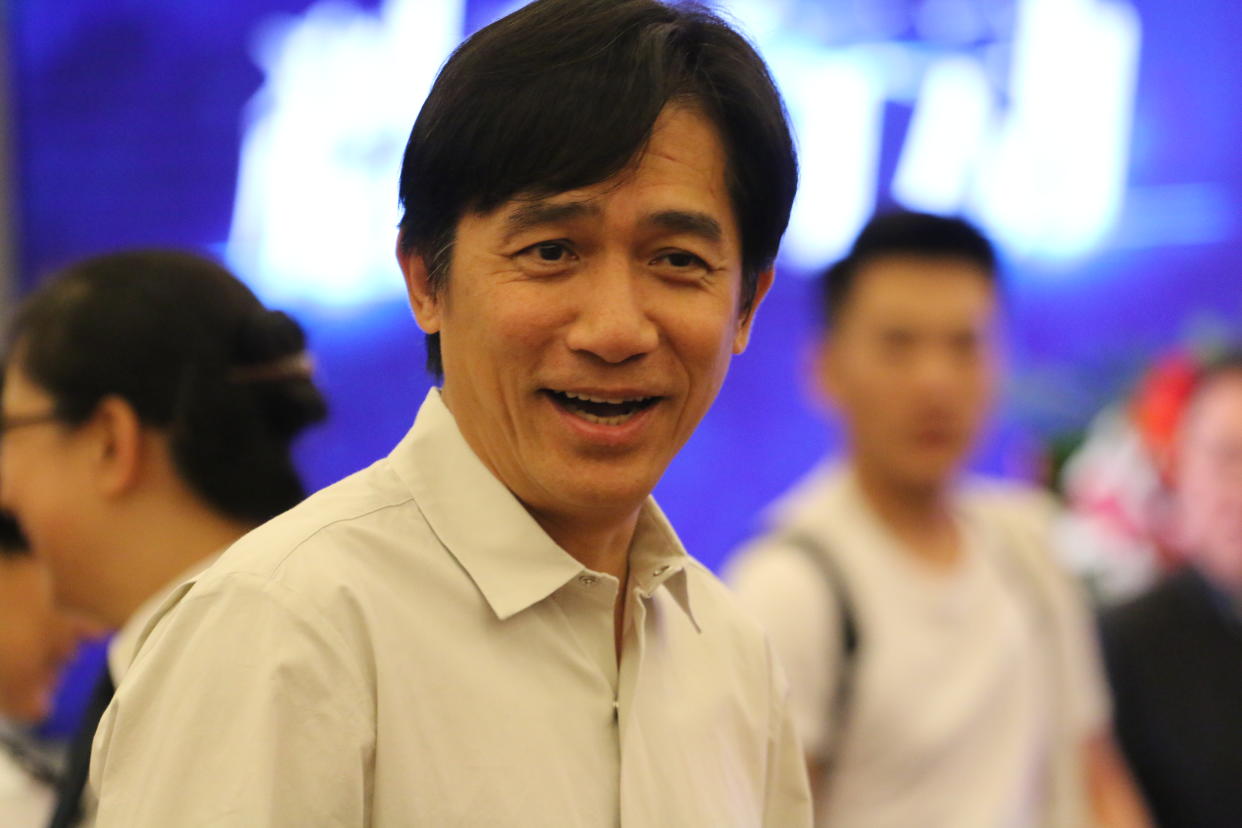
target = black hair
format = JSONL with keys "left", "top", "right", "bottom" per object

{"left": 6, "top": 250, "right": 328, "bottom": 526}
{"left": 1189, "top": 349, "right": 1242, "bottom": 403}
{"left": 398, "top": 0, "right": 798, "bottom": 376}
{"left": 0, "top": 512, "right": 28, "bottom": 558}
{"left": 820, "top": 210, "right": 998, "bottom": 324}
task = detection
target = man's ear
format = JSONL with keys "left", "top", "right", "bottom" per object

{"left": 732, "top": 267, "right": 775, "bottom": 354}
{"left": 89, "top": 396, "right": 145, "bottom": 499}
{"left": 811, "top": 334, "right": 842, "bottom": 406}
{"left": 396, "top": 235, "right": 442, "bottom": 335}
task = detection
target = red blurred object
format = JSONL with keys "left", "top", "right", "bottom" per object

{"left": 1058, "top": 349, "right": 1206, "bottom": 597}
{"left": 1131, "top": 350, "right": 1199, "bottom": 486}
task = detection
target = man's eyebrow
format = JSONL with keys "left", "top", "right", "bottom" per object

{"left": 502, "top": 200, "right": 599, "bottom": 242}
{"left": 646, "top": 210, "right": 723, "bottom": 244}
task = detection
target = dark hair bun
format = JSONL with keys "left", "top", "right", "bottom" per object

{"left": 234, "top": 309, "right": 306, "bottom": 363}
{"left": 0, "top": 512, "right": 30, "bottom": 557}
{"left": 250, "top": 371, "right": 329, "bottom": 443}
{"left": 9, "top": 250, "right": 330, "bottom": 525}
{"left": 232, "top": 309, "right": 327, "bottom": 441}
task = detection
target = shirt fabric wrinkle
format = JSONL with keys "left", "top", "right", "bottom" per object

{"left": 87, "top": 388, "right": 809, "bottom": 827}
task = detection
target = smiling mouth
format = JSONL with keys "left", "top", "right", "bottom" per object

{"left": 544, "top": 390, "right": 661, "bottom": 426}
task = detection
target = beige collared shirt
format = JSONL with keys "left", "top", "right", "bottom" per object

{"left": 0, "top": 724, "right": 53, "bottom": 827}
{"left": 89, "top": 389, "right": 810, "bottom": 827}
{"left": 75, "top": 558, "right": 219, "bottom": 827}
{"left": 106, "top": 557, "right": 217, "bottom": 687}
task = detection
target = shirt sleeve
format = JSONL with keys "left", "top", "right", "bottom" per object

{"left": 1046, "top": 557, "right": 1112, "bottom": 736}
{"left": 89, "top": 572, "right": 375, "bottom": 827}
{"left": 726, "top": 542, "right": 842, "bottom": 762}
{"left": 762, "top": 638, "right": 815, "bottom": 827}
{"left": 984, "top": 491, "right": 1112, "bottom": 736}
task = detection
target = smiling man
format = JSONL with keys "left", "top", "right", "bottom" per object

{"left": 88, "top": 0, "right": 806, "bottom": 825}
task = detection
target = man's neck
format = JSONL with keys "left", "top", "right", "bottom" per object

{"left": 529, "top": 507, "right": 641, "bottom": 582}
{"left": 529, "top": 507, "right": 640, "bottom": 663}
{"left": 853, "top": 462, "right": 962, "bottom": 570}
{"left": 94, "top": 504, "right": 252, "bottom": 628}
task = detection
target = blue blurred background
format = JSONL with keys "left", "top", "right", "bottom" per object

{"left": 4, "top": 0, "right": 1239, "bottom": 579}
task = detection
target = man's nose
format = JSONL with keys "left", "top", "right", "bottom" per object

{"left": 564, "top": 260, "right": 659, "bottom": 364}
{"left": 909, "top": 349, "right": 961, "bottom": 395}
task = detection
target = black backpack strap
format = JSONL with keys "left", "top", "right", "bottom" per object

{"left": 783, "top": 531, "right": 860, "bottom": 765}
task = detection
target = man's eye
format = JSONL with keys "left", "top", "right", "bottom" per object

{"left": 655, "top": 251, "right": 708, "bottom": 269}
{"left": 950, "top": 333, "right": 980, "bottom": 357}
{"left": 880, "top": 331, "right": 914, "bottom": 351}
{"left": 534, "top": 242, "right": 568, "bottom": 261}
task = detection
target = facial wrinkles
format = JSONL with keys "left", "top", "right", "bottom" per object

{"left": 495, "top": 180, "right": 736, "bottom": 356}
{"left": 444, "top": 266, "right": 539, "bottom": 478}
{"left": 430, "top": 106, "right": 751, "bottom": 528}
{"left": 614, "top": 218, "right": 738, "bottom": 454}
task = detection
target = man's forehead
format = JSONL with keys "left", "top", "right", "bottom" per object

{"left": 481, "top": 107, "right": 733, "bottom": 215}
{"left": 1186, "top": 373, "right": 1242, "bottom": 437}
{"left": 501, "top": 199, "right": 600, "bottom": 237}
{"left": 496, "top": 194, "right": 726, "bottom": 244}
{"left": 855, "top": 254, "right": 994, "bottom": 285}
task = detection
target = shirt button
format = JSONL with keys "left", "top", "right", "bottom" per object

{"left": 578, "top": 574, "right": 598, "bottom": 587}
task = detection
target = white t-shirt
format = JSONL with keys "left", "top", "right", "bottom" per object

{"left": 727, "top": 465, "right": 1109, "bottom": 828}
{"left": 89, "top": 389, "right": 811, "bottom": 827}
{"left": 0, "top": 729, "right": 54, "bottom": 827}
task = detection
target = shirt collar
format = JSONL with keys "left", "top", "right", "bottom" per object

{"left": 627, "top": 497, "right": 699, "bottom": 630}
{"left": 390, "top": 389, "right": 698, "bottom": 627}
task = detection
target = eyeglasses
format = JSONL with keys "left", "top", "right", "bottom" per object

{"left": 0, "top": 411, "right": 61, "bottom": 436}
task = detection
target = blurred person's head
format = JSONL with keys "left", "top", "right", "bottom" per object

{"left": 815, "top": 211, "right": 1000, "bottom": 494}
{"left": 0, "top": 514, "right": 94, "bottom": 723}
{"left": 1174, "top": 352, "right": 1242, "bottom": 592}
{"left": 0, "top": 250, "right": 327, "bottom": 625}
{"left": 395, "top": 0, "right": 796, "bottom": 522}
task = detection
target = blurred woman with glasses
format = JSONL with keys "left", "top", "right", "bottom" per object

{"left": 0, "top": 250, "right": 328, "bottom": 827}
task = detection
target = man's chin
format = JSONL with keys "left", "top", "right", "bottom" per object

{"left": 890, "top": 457, "right": 965, "bottom": 492}
{"left": 563, "top": 477, "right": 658, "bottom": 515}
{"left": 537, "top": 461, "right": 661, "bottom": 518}
{"left": 4, "top": 687, "right": 52, "bottom": 725}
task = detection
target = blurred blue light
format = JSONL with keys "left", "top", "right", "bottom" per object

{"left": 724, "top": 0, "right": 1143, "bottom": 270}
{"left": 225, "top": 0, "right": 1142, "bottom": 305}
{"left": 915, "top": 0, "right": 990, "bottom": 45}
{"left": 226, "top": 0, "right": 465, "bottom": 307}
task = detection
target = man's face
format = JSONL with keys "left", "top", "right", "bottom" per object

{"left": 402, "top": 106, "right": 768, "bottom": 524}
{"left": 1176, "top": 373, "right": 1242, "bottom": 590}
{"left": 0, "top": 362, "right": 101, "bottom": 613}
{"left": 818, "top": 255, "right": 998, "bottom": 491}
{"left": 0, "top": 555, "right": 90, "bottom": 722}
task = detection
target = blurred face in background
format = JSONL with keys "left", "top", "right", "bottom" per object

{"left": 0, "top": 554, "right": 90, "bottom": 722}
{"left": 0, "top": 359, "right": 105, "bottom": 615}
{"left": 818, "top": 255, "right": 999, "bottom": 493}
{"left": 1176, "top": 372, "right": 1242, "bottom": 592}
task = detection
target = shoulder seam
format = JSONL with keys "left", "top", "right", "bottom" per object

{"left": 269, "top": 494, "right": 421, "bottom": 577}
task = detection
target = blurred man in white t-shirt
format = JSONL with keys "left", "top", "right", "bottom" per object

{"left": 728, "top": 211, "right": 1149, "bottom": 827}
{"left": 0, "top": 514, "right": 94, "bottom": 826}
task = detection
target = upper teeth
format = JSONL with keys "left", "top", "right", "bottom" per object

{"left": 561, "top": 391, "right": 649, "bottom": 404}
